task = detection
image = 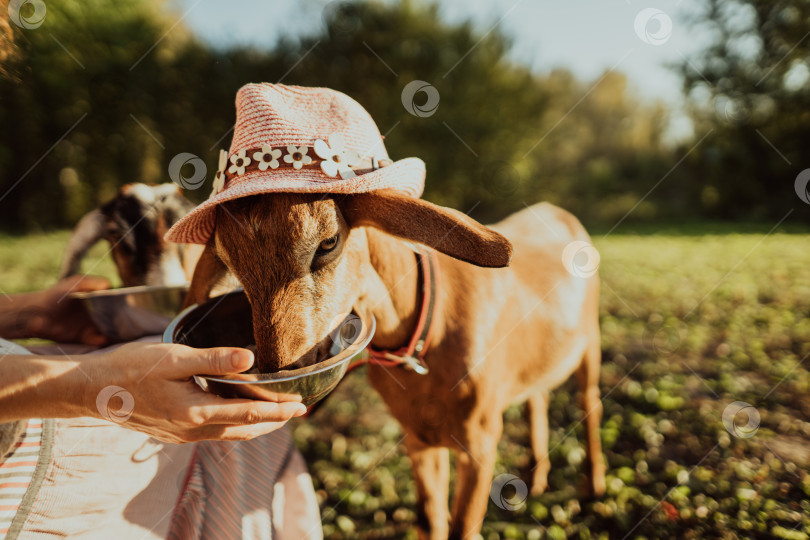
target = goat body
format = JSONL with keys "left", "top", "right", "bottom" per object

{"left": 364, "top": 203, "right": 605, "bottom": 537}
{"left": 186, "top": 191, "right": 605, "bottom": 539}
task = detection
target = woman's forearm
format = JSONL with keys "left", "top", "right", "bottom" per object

{"left": 0, "top": 290, "right": 45, "bottom": 340}
{"left": 0, "top": 354, "right": 89, "bottom": 423}
{"left": 0, "top": 343, "right": 307, "bottom": 442}
{"left": 0, "top": 276, "right": 111, "bottom": 344}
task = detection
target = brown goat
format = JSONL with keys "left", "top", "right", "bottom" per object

{"left": 60, "top": 183, "right": 200, "bottom": 287}
{"left": 185, "top": 189, "right": 605, "bottom": 538}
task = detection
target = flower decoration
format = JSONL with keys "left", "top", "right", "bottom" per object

{"left": 210, "top": 149, "right": 228, "bottom": 197}
{"left": 314, "top": 133, "right": 361, "bottom": 179}
{"left": 253, "top": 145, "right": 282, "bottom": 171}
{"left": 228, "top": 149, "right": 251, "bottom": 176}
{"left": 283, "top": 145, "right": 313, "bottom": 170}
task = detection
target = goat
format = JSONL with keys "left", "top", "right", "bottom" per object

{"left": 60, "top": 183, "right": 201, "bottom": 287}
{"left": 185, "top": 189, "right": 605, "bottom": 539}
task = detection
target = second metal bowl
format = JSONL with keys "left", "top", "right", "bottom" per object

{"left": 69, "top": 284, "right": 188, "bottom": 342}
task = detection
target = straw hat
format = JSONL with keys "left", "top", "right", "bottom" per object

{"left": 165, "top": 83, "right": 426, "bottom": 244}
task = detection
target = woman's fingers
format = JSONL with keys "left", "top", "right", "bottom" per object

{"left": 96, "top": 343, "right": 310, "bottom": 443}
{"left": 199, "top": 421, "right": 294, "bottom": 442}
{"left": 193, "top": 399, "right": 306, "bottom": 425}
{"left": 166, "top": 345, "right": 255, "bottom": 378}
{"left": 70, "top": 275, "right": 111, "bottom": 293}
{"left": 52, "top": 274, "right": 111, "bottom": 296}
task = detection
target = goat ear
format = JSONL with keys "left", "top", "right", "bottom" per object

{"left": 340, "top": 189, "right": 513, "bottom": 268}
{"left": 58, "top": 209, "right": 105, "bottom": 279}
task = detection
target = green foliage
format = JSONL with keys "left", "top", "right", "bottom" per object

{"left": 1, "top": 227, "right": 808, "bottom": 537}
{"left": 1, "top": 0, "right": 808, "bottom": 232}
{"left": 0, "top": 230, "right": 118, "bottom": 292}
{"left": 526, "top": 70, "right": 673, "bottom": 224}
{"left": 1, "top": 226, "right": 808, "bottom": 537}
{"left": 679, "top": 0, "right": 810, "bottom": 221}
{"left": 289, "top": 229, "right": 810, "bottom": 539}
{"left": 0, "top": 0, "right": 282, "bottom": 230}
{"left": 273, "top": 1, "right": 551, "bottom": 221}
{"left": 0, "top": 0, "right": 688, "bottom": 232}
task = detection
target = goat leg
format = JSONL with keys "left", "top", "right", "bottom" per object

{"left": 528, "top": 390, "right": 551, "bottom": 496}
{"left": 405, "top": 438, "right": 451, "bottom": 540}
{"left": 576, "top": 340, "right": 606, "bottom": 497}
{"left": 448, "top": 416, "right": 502, "bottom": 539}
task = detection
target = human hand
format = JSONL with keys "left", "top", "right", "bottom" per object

{"left": 83, "top": 342, "right": 307, "bottom": 443}
{"left": 24, "top": 275, "right": 110, "bottom": 345}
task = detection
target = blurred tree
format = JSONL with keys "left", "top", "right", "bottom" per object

{"left": 274, "top": 1, "right": 550, "bottom": 222}
{"left": 0, "top": 0, "right": 681, "bottom": 232}
{"left": 679, "top": 0, "right": 810, "bottom": 221}
{"left": 0, "top": 0, "right": 261, "bottom": 230}
{"left": 527, "top": 69, "right": 672, "bottom": 224}
{"left": 263, "top": 1, "right": 679, "bottom": 225}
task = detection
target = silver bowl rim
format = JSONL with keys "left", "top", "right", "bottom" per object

{"left": 68, "top": 283, "right": 189, "bottom": 299}
{"left": 162, "top": 296, "right": 376, "bottom": 384}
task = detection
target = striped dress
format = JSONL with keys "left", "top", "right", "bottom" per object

{"left": 0, "top": 419, "right": 49, "bottom": 538}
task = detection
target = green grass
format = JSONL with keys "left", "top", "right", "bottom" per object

{"left": 1, "top": 228, "right": 808, "bottom": 539}
{"left": 0, "top": 231, "right": 119, "bottom": 294}
{"left": 587, "top": 220, "right": 810, "bottom": 237}
{"left": 295, "top": 231, "right": 810, "bottom": 539}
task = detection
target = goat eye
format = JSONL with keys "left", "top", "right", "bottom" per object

{"left": 317, "top": 235, "right": 339, "bottom": 254}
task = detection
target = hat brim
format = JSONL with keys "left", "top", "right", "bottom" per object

{"left": 165, "top": 157, "right": 426, "bottom": 245}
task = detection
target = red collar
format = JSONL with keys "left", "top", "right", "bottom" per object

{"left": 350, "top": 245, "right": 440, "bottom": 375}
{"left": 304, "top": 246, "right": 439, "bottom": 416}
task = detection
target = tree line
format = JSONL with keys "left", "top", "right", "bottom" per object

{"left": 0, "top": 0, "right": 807, "bottom": 232}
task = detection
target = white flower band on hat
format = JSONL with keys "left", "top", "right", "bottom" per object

{"left": 283, "top": 145, "right": 313, "bottom": 170}
{"left": 253, "top": 145, "right": 282, "bottom": 171}
{"left": 228, "top": 149, "right": 251, "bottom": 176}
{"left": 209, "top": 133, "right": 391, "bottom": 197}
{"left": 314, "top": 133, "right": 361, "bottom": 179}
{"left": 210, "top": 149, "right": 228, "bottom": 197}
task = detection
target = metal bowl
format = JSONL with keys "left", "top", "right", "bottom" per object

{"left": 70, "top": 284, "right": 188, "bottom": 342}
{"left": 162, "top": 290, "right": 375, "bottom": 406}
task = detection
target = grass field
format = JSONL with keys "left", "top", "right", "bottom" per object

{"left": 1, "top": 226, "right": 809, "bottom": 539}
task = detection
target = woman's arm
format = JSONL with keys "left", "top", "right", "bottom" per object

{"left": 0, "top": 343, "right": 307, "bottom": 443}
{"left": 0, "top": 275, "right": 110, "bottom": 345}
{"left": 0, "top": 353, "right": 88, "bottom": 421}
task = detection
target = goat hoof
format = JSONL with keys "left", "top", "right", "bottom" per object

{"left": 578, "top": 474, "right": 606, "bottom": 499}
{"left": 530, "top": 472, "right": 549, "bottom": 496}
{"left": 591, "top": 475, "right": 606, "bottom": 498}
